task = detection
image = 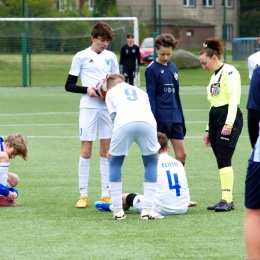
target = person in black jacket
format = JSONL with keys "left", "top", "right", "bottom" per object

{"left": 119, "top": 33, "right": 141, "bottom": 85}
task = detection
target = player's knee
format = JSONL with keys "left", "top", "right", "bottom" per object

{"left": 7, "top": 173, "right": 19, "bottom": 187}
{"left": 80, "top": 150, "right": 91, "bottom": 158}
{"left": 176, "top": 150, "right": 187, "bottom": 163}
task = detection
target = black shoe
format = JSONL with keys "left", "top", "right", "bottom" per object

{"left": 207, "top": 200, "right": 235, "bottom": 211}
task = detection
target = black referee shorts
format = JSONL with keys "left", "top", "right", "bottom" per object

{"left": 209, "top": 105, "right": 243, "bottom": 149}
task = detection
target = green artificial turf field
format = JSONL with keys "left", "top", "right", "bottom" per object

{"left": 0, "top": 86, "right": 249, "bottom": 259}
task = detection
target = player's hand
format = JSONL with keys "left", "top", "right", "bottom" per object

{"left": 87, "top": 87, "right": 99, "bottom": 98}
{"left": 7, "top": 191, "right": 17, "bottom": 200}
{"left": 106, "top": 151, "right": 111, "bottom": 159}
{"left": 221, "top": 124, "right": 232, "bottom": 136}
{"left": 203, "top": 131, "right": 211, "bottom": 147}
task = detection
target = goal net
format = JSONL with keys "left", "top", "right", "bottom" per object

{"left": 0, "top": 17, "right": 139, "bottom": 87}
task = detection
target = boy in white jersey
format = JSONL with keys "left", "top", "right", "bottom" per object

{"left": 0, "top": 134, "right": 28, "bottom": 206}
{"left": 65, "top": 22, "right": 119, "bottom": 208}
{"left": 94, "top": 132, "right": 194, "bottom": 215}
{"left": 105, "top": 74, "right": 161, "bottom": 220}
{"left": 248, "top": 37, "right": 260, "bottom": 79}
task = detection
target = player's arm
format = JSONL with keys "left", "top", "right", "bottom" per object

{"left": 0, "top": 183, "right": 10, "bottom": 197}
{"left": 145, "top": 68, "right": 156, "bottom": 116}
{"left": 65, "top": 74, "right": 88, "bottom": 94}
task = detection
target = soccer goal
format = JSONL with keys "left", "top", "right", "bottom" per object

{"left": 0, "top": 17, "right": 139, "bottom": 87}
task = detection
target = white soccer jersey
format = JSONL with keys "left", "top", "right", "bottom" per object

{"left": 248, "top": 51, "right": 260, "bottom": 79}
{"left": 105, "top": 82, "right": 157, "bottom": 132}
{"left": 153, "top": 153, "right": 190, "bottom": 215}
{"left": 69, "top": 47, "right": 119, "bottom": 109}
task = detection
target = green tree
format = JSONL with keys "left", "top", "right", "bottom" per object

{"left": 94, "top": 0, "right": 117, "bottom": 17}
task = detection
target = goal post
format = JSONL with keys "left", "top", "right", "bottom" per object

{"left": 0, "top": 17, "right": 139, "bottom": 87}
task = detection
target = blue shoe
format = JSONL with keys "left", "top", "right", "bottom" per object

{"left": 94, "top": 201, "right": 112, "bottom": 211}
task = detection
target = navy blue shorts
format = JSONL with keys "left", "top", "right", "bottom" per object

{"left": 157, "top": 122, "right": 184, "bottom": 140}
{"left": 245, "top": 158, "right": 260, "bottom": 209}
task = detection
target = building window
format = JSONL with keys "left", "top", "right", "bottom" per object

{"left": 183, "top": 0, "right": 196, "bottom": 7}
{"left": 202, "top": 0, "right": 214, "bottom": 8}
{"left": 222, "top": 0, "right": 234, "bottom": 8}
{"left": 58, "top": 0, "right": 75, "bottom": 11}
{"left": 88, "top": 0, "right": 94, "bottom": 10}
{"left": 223, "top": 24, "right": 233, "bottom": 41}
{"left": 186, "top": 30, "right": 194, "bottom": 36}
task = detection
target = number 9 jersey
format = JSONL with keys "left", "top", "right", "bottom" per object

{"left": 105, "top": 82, "right": 157, "bottom": 132}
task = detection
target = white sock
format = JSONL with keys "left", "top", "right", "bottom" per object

{"left": 78, "top": 157, "right": 90, "bottom": 197}
{"left": 142, "top": 181, "right": 157, "bottom": 209}
{"left": 100, "top": 156, "right": 109, "bottom": 197}
{"left": 109, "top": 181, "right": 122, "bottom": 210}
{"left": 0, "top": 163, "right": 9, "bottom": 187}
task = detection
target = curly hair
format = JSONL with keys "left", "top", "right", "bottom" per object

{"left": 5, "top": 133, "right": 28, "bottom": 161}
{"left": 199, "top": 37, "right": 225, "bottom": 59}
{"left": 154, "top": 33, "right": 178, "bottom": 50}
{"left": 91, "top": 21, "right": 115, "bottom": 41}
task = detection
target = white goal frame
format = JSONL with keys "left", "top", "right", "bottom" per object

{"left": 0, "top": 17, "right": 140, "bottom": 87}
{"left": 0, "top": 17, "right": 139, "bottom": 45}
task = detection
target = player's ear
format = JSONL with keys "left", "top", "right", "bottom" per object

{"left": 167, "top": 146, "right": 170, "bottom": 152}
{"left": 4, "top": 142, "right": 10, "bottom": 149}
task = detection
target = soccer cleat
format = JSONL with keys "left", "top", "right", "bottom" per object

{"left": 207, "top": 200, "right": 235, "bottom": 211}
{"left": 0, "top": 196, "right": 21, "bottom": 206}
{"left": 100, "top": 196, "right": 111, "bottom": 203}
{"left": 188, "top": 201, "right": 197, "bottom": 207}
{"left": 75, "top": 196, "right": 88, "bottom": 208}
{"left": 112, "top": 209, "right": 126, "bottom": 220}
{"left": 140, "top": 209, "right": 164, "bottom": 220}
{"left": 94, "top": 201, "right": 111, "bottom": 211}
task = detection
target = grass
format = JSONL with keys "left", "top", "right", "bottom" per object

{"left": 0, "top": 86, "right": 249, "bottom": 259}
{"left": 0, "top": 53, "right": 250, "bottom": 87}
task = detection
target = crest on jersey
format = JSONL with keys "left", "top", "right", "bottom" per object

{"left": 105, "top": 59, "right": 111, "bottom": 66}
{"left": 174, "top": 72, "right": 178, "bottom": 80}
{"left": 210, "top": 83, "right": 220, "bottom": 96}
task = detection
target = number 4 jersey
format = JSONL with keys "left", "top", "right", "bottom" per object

{"left": 153, "top": 153, "right": 190, "bottom": 215}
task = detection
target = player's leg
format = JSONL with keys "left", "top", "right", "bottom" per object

{"left": 123, "top": 66, "right": 129, "bottom": 83}
{"left": 99, "top": 109, "right": 113, "bottom": 202}
{"left": 244, "top": 208, "right": 260, "bottom": 259}
{"left": 109, "top": 125, "right": 132, "bottom": 220}
{"left": 169, "top": 123, "right": 186, "bottom": 164}
{"left": 128, "top": 68, "right": 134, "bottom": 85}
{"left": 137, "top": 122, "right": 163, "bottom": 219}
{"left": 170, "top": 139, "right": 186, "bottom": 164}
{"left": 7, "top": 172, "right": 19, "bottom": 187}
{"left": 76, "top": 108, "right": 98, "bottom": 208}
{"left": 244, "top": 158, "right": 260, "bottom": 259}
{"left": 122, "top": 193, "right": 131, "bottom": 211}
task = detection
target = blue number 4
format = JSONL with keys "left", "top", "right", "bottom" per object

{"left": 166, "top": 170, "right": 181, "bottom": 196}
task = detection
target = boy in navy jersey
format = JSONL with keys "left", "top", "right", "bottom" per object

{"left": 145, "top": 34, "right": 186, "bottom": 165}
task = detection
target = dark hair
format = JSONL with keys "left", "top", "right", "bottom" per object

{"left": 157, "top": 132, "right": 168, "bottom": 152}
{"left": 154, "top": 33, "right": 178, "bottom": 50}
{"left": 127, "top": 33, "right": 134, "bottom": 38}
{"left": 91, "top": 21, "right": 115, "bottom": 41}
{"left": 199, "top": 37, "right": 224, "bottom": 59}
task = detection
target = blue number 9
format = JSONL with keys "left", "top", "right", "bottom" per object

{"left": 124, "top": 88, "right": 138, "bottom": 101}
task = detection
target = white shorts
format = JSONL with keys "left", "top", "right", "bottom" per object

{"left": 133, "top": 195, "right": 143, "bottom": 213}
{"left": 110, "top": 122, "right": 160, "bottom": 156}
{"left": 79, "top": 108, "right": 112, "bottom": 141}
{"left": 133, "top": 194, "right": 188, "bottom": 215}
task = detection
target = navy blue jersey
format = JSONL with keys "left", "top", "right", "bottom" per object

{"left": 247, "top": 66, "right": 260, "bottom": 111}
{"left": 145, "top": 60, "right": 184, "bottom": 123}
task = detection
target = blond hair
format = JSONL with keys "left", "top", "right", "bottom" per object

{"left": 107, "top": 74, "right": 125, "bottom": 89}
{"left": 4, "top": 133, "right": 28, "bottom": 161}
